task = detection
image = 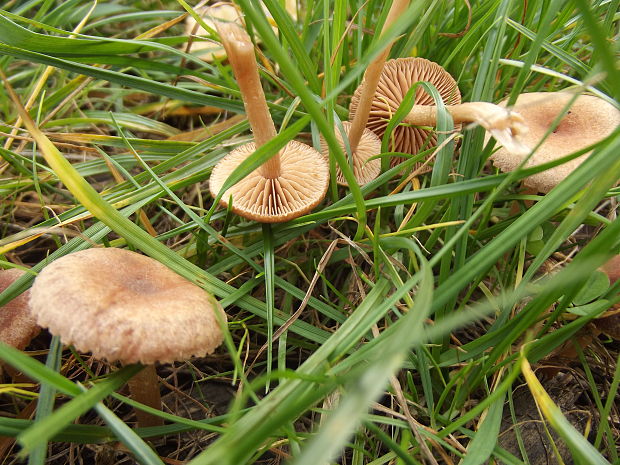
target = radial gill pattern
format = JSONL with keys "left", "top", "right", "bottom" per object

{"left": 209, "top": 140, "right": 329, "bottom": 222}
{"left": 320, "top": 121, "right": 381, "bottom": 186}
{"left": 350, "top": 57, "right": 461, "bottom": 166}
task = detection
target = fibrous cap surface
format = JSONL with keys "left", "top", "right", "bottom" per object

{"left": 29, "top": 248, "right": 226, "bottom": 365}
{"left": 490, "top": 92, "right": 620, "bottom": 193}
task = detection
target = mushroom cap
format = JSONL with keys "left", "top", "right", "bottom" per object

{"left": 209, "top": 140, "right": 329, "bottom": 222}
{"left": 185, "top": 4, "right": 241, "bottom": 61}
{"left": 29, "top": 248, "right": 226, "bottom": 365}
{"left": 601, "top": 255, "right": 620, "bottom": 284}
{"left": 350, "top": 57, "right": 461, "bottom": 163}
{"left": 185, "top": 3, "right": 296, "bottom": 61}
{"left": 320, "top": 121, "right": 381, "bottom": 186}
{"left": 490, "top": 92, "right": 620, "bottom": 193}
{"left": 0, "top": 269, "right": 39, "bottom": 350}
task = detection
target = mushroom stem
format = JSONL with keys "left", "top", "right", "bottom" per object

{"left": 348, "top": 0, "right": 410, "bottom": 154}
{"left": 215, "top": 19, "right": 280, "bottom": 179}
{"left": 127, "top": 364, "right": 164, "bottom": 428}
{"left": 403, "top": 102, "right": 530, "bottom": 155}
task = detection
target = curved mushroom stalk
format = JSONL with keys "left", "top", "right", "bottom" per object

{"left": 404, "top": 102, "right": 530, "bottom": 155}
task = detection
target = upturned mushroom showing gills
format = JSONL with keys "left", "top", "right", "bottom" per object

{"left": 489, "top": 92, "right": 620, "bottom": 193}
{"left": 350, "top": 57, "right": 529, "bottom": 164}
{"left": 209, "top": 19, "right": 328, "bottom": 222}
{"left": 321, "top": 0, "right": 410, "bottom": 186}
{"left": 350, "top": 57, "right": 461, "bottom": 164}
{"left": 29, "top": 248, "right": 227, "bottom": 427}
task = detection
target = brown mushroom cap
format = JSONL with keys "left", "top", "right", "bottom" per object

{"left": 209, "top": 140, "right": 329, "bottom": 222}
{"left": 29, "top": 248, "right": 226, "bottom": 365}
{"left": 320, "top": 121, "right": 381, "bottom": 186}
{"left": 490, "top": 92, "right": 620, "bottom": 193}
{"left": 350, "top": 57, "right": 461, "bottom": 164}
{"left": 0, "top": 269, "right": 39, "bottom": 350}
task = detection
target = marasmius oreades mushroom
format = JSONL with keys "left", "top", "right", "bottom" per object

{"left": 489, "top": 92, "right": 620, "bottom": 193}
{"left": 209, "top": 19, "right": 329, "bottom": 222}
{"left": 350, "top": 57, "right": 529, "bottom": 167}
{"left": 321, "top": 0, "right": 410, "bottom": 185}
{"left": 29, "top": 248, "right": 227, "bottom": 428}
{"left": 0, "top": 269, "right": 40, "bottom": 379}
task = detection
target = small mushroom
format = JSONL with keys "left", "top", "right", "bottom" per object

{"left": 184, "top": 2, "right": 297, "bottom": 62}
{"left": 321, "top": 0, "right": 409, "bottom": 186}
{"left": 350, "top": 57, "right": 462, "bottom": 165}
{"left": 0, "top": 269, "right": 39, "bottom": 352}
{"left": 489, "top": 92, "right": 620, "bottom": 193}
{"left": 350, "top": 58, "right": 529, "bottom": 166}
{"left": 209, "top": 18, "right": 329, "bottom": 222}
{"left": 594, "top": 255, "right": 620, "bottom": 339}
{"left": 29, "top": 248, "right": 227, "bottom": 428}
{"left": 0, "top": 268, "right": 40, "bottom": 381}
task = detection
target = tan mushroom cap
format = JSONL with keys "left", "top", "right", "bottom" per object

{"left": 490, "top": 92, "right": 620, "bottom": 193}
{"left": 320, "top": 121, "right": 381, "bottom": 186}
{"left": 350, "top": 57, "right": 461, "bottom": 164}
{"left": 0, "top": 269, "right": 39, "bottom": 350}
{"left": 209, "top": 140, "right": 329, "bottom": 222}
{"left": 29, "top": 248, "right": 226, "bottom": 365}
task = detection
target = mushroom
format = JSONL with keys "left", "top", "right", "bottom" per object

{"left": 489, "top": 92, "right": 620, "bottom": 193}
{"left": 321, "top": 0, "right": 410, "bottom": 185}
{"left": 0, "top": 269, "right": 40, "bottom": 379}
{"left": 350, "top": 57, "right": 461, "bottom": 166}
{"left": 593, "top": 255, "right": 620, "bottom": 339}
{"left": 184, "top": 2, "right": 297, "bottom": 62}
{"left": 350, "top": 57, "right": 529, "bottom": 167}
{"left": 29, "top": 248, "right": 227, "bottom": 428}
{"left": 0, "top": 269, "right": 39, "bottom": 352}
{"left": 209, "top": 18, "right": 329, "bottom": 222}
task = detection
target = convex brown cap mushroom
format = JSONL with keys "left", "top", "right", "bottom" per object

{"left": 209, "top": 19, "right": 328, "bottom": 222}
{"left": 351, "top": 58, "right": 529, "bottom": 165}
{"left": 320, "top": 0, "right": 410, "bottom": 186}
{"left": 490, "top": 92, "right": 620, "bottom": 193}
{"left": 0, "top": 269, "right": 39, "bottom": 351}
{"left": 29, "top": 248, "right": 226, "bottom": 427}
{"left": 29, "top": 248, "right": 225, "bottom": 364}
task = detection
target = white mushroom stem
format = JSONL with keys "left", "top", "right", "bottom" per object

{"left": 348, "top": 0, "right": 410, "bottom": 154}
{"left": 215, "top": 19, "right": 280, "bottom": 178}
{"left": 404, "top": 102, "right": 530, "bottom": 155}
{"left": 127, "top": 365, "right": 164, "bottom": 428}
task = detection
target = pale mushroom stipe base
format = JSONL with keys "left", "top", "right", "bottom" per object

{"left": 490, "top": 92, "right": 620, "bottom": 193}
